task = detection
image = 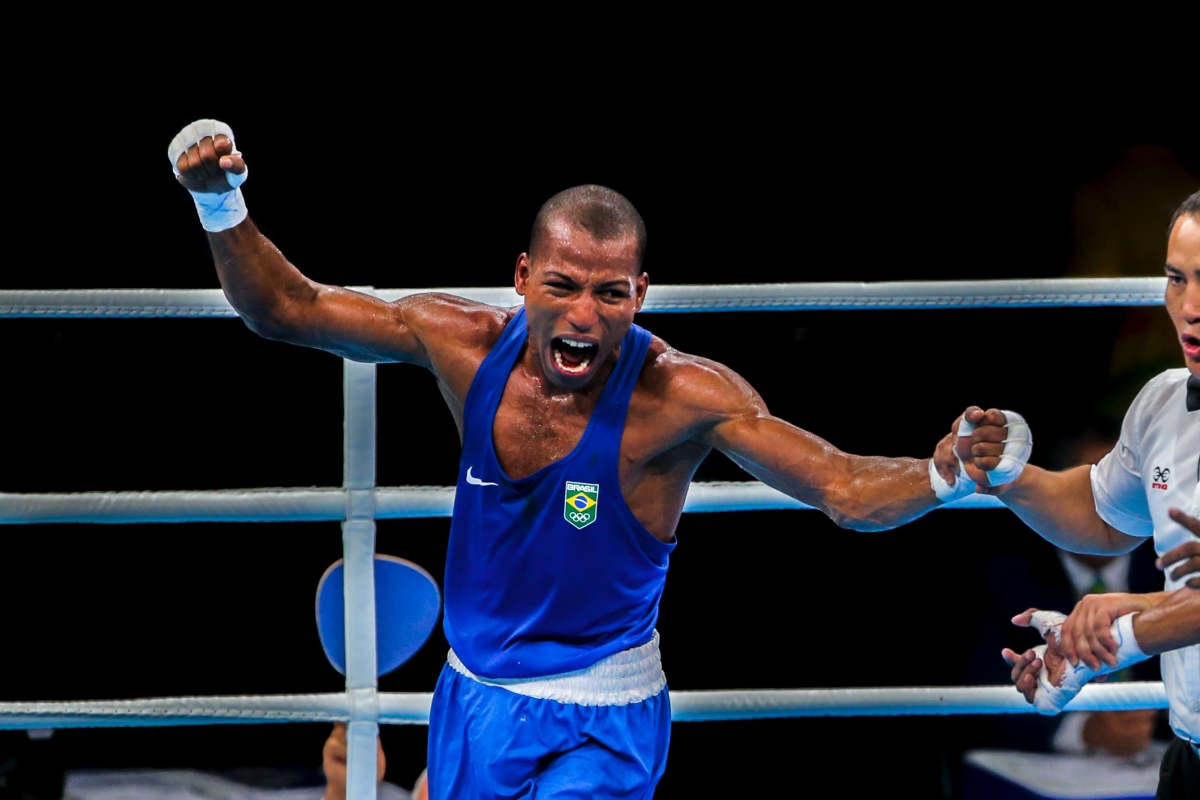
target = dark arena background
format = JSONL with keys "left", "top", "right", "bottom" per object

{"left": 2, "top": 68, "right": 1198, "bottom": 798}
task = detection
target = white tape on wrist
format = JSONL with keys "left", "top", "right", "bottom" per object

{"left": 929, "top": 457, "right": 975, "bottom": 502}
{"left": 985, "top": 410, "right": 1032, "bottom": 487}
{"left": 1027, "top": 609, "right": 1148, "bottom": 715}
{"left": 929, "top": 418, "right": 978, "bottom": 502}
{"left": 167, "top": 119, "right": 249, "bottom": 232}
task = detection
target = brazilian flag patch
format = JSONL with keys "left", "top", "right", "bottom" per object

{"left": 564, "top": 481, "right": 599, "bottom": 530}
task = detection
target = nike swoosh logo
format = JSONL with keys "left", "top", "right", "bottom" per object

{"left": 466, "top": 467, "right": 498, "bottom": 487}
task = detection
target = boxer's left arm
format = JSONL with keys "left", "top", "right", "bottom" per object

{"left": 679, "top": 358, "right": 1005, "bottom": 531}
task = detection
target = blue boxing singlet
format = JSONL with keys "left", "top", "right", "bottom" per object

{"left": 443, "top": 307, "right": 675, "bottom": 679}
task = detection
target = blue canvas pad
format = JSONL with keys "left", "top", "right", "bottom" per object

{"left": 316, "top": 555, "right": 441, "bottom": 677}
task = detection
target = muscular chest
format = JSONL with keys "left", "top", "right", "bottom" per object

{"left": 489, "top": 368, "right": 676, "bottom": 481}
{"left": 491, "top": 380, "right": 602, "bottom": 480}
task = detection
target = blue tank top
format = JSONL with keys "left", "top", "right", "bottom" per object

{"left": 443, "top": 308, "right": 675, "bottom": 679}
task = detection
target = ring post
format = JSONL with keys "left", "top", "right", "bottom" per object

{"left": 342, "top": 288, "right": 379, "bottom": 800}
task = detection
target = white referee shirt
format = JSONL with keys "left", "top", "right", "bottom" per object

{"left": 1091, "top": 368, "right": 1200, "bottom": 743}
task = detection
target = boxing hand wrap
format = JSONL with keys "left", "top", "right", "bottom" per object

{"left": 1027, "top": 609, "right": 1149, "bottom": 715}
{"left": 167, "top": 119, "right": 249, "bottom": 232}
{"left": 929, "top": 417, "right": 978, "bottom": 502}
{"left": 984, "top": 410, "right": 1032, "bottom": 487}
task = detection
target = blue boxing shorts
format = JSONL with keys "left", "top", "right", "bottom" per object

{"left": 427, "top": 632, "right": 671, "bottom": 799}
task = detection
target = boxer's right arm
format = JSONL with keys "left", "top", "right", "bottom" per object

{"left": 174, "top": 125, "right": 480, "bottom": 368}
{"left": 205, "top": 217, "right": 430, "bottom": 365}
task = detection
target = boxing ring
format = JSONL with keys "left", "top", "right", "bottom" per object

{"left": 0, "top": 278, "right": 1172, "bottom": 799}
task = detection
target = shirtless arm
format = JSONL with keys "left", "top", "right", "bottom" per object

{"left": 174, "top": 125, "right": 494, "bottom": 369}
{"left": 673, "top": 355, "right": 980, "bottom": 532}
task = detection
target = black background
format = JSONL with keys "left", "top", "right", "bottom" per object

{"left": 2, "top": 58, "right": 1198, "bottom": 797}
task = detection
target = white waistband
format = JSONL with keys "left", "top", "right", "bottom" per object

{"left": 447, "top": 631, "right": 666, "bottom": 706}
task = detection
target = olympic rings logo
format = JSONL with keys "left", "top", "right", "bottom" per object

{"left": 1152, "top": 467, "right": 1170, "bottom": 483}
{"left": 568, "top": 512, "right": 593, "bottom": 523}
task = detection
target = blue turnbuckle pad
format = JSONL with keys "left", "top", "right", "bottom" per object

{"left": 316, "top": 555, "right": 441, "bottom": 677}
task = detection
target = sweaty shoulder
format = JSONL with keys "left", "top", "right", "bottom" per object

{"left": 397, "top": 293, "right": 513, "bottom": 366}
{"left": 636, "top": 336, "right": 766, "bottom": 434}
{"left": 393, "top": 294, "right": 517, "bottom": 407}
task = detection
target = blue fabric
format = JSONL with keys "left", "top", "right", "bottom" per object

{"left": 314, "top": 556, "right": 441, "bottom": 677}
{"left": 428, "top": 664, "right": 670, "bottom": 800}
{"left": 443, "top": 308, "right": 674, "bottom": 679}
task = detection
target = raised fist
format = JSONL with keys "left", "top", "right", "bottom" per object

{"left": 168, "top": 120, "right": 249, "bottom": 231}
{"left": 169, "top": 119, "right": 247, "bottom": 194}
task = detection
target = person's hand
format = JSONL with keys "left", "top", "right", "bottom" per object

{"left": 1001, "top": 645, "right": 1045, "bottom": 704}
{"left": 932, "top": 428, "right": 963, "bottom": 487}
{"left": 1003, "top": 608, "right": 1069, "bottom": 702}
{"left": 174, "top": 130, "right": 247, "bottom": 195}
{"left": 1160, "top": 511, "right": 1200, "bottom": 589}
{"left": 1082, "top": 710, "right": 1157, "bottom": 757}
{"left": 956, "top": 407, "right": 1028, "bottom": 493}
{"left": 322, "top": 723, "right": 386, "bottom": 800}
{"left": 1060, "top": 593, "right": 1154, "bottom": 670}
{"left": 932, "top": 407, "right": 1015, "bottom": 495}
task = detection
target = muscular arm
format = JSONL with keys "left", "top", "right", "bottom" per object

{"left": 991, "top": 465, "right": 1146, "bottom": 556}
{"left": 678, "top": 357, "right": 941, "bottom": 532}
{"left": 175, "top": 126, "right": 490, "bottom": 368}
{"left": 208, "top": 219, "right": 438, "bottom": 365}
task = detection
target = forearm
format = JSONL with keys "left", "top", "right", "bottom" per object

{"left": 996, "top": 465, "right": 1144, "bottom": 555}
{"left": 1133, "top": 587, "right": 1200, "bottom": 655}
{"left": 207, "top": 218, "right": 321, "bottom": 336}
{"left": 718, "top": 414, "right": 941, "bottom": 532}
{"left": 829, "top": 454, "right": 941, "bottom": 532}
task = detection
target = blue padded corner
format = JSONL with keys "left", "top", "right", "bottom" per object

{"left": 316, "top": 555, "right": 441, "bottom": 677}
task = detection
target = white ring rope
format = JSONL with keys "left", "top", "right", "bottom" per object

{"left": 1, "top": 278, "right": 1163, "bottom": 769}
{"left": 0, "top": 482, "right": 1003, "bottom": 524}
{"left": 0, "top": 683, "right": 1167, "bottom": 730}
{"left": 0, "top": 278, "right": 1165, "bottom": 318}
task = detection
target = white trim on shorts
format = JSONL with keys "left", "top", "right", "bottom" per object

{"left": 447, "top": 630, "right": 667, "bottom": 706}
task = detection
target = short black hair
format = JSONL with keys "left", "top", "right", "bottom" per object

{"left": 1167, "top": 189, "right": 1200, "bottom": 241}
{"left": 529, "top": 185, "right": 647, "bottom": 271}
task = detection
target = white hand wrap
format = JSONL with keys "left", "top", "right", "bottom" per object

{"left": 985, "top": 410, "right": 1032, "bottom": 487}
{"left": 929, "top": 418, "right": 978, "bottom": 502}
{"left": 167, "top": 119, "right": 248, "bottom": 232}
{"left": 1027, "top": 609, "right": 1148, "bottom": 715}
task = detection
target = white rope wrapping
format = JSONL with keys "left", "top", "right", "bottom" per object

{"left": 2, "top": 279, "right": 1158, "bottom": 751}
{"left": 0, "top": 278, "right": 1165, "bottom": 318}
{"left": 0, "top": 683, "right": 1166, "bottom": 729}
{"left": 0, "top": 482, "right": 1003, "bottom": 524}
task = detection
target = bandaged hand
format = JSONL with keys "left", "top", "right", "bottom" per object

{"left": 168, "top": 119, "right": 249, "bottom": 232}
{"left": 929, "top": 407, "right": 1029, "bottom": 502}
{"left": 957, "top": 407, "right": 1032, "bottom": 493}
{"left": 1006, "top": 608, "right": 1148, "bottom": 715}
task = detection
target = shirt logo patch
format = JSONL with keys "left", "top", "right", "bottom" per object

{"left": 465, "top": 466, "right": 498, "bottom": 487}
{"left": 1151, "top": 466, "right": 1170, "bottom": 491}
{"left": 564, "top": 481, "right": 599, "bottom": 529}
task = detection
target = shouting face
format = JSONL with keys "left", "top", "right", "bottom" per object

{"left": 1165, "top": 213, "right": 1200, "bottom": 378}
{"left": 515, "top": 216, "right": 648, "bottom": 390}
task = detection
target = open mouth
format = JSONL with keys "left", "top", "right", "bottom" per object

{"left": 551, "top": 337, "right": 599, "bottom": 376}
{"left": 1183, "top": 332, "right": 1200, "bottom": 355}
